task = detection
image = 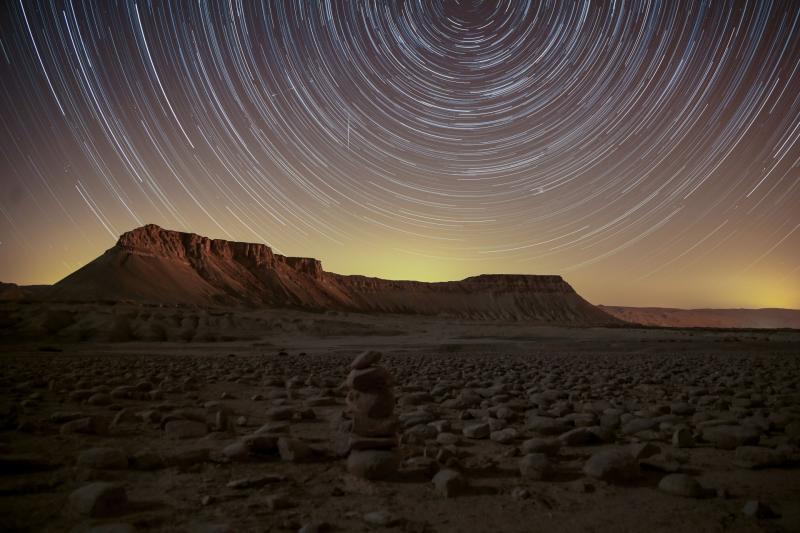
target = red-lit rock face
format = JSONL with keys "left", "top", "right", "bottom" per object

{"left": 49, "top": 224, "right": 620, "bottom": 325}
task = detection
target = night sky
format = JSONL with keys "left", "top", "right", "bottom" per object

{"left": 1, "top": 0, "right": 799, "bottom": 309}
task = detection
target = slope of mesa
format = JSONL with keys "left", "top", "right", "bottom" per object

{"left": 43, "top": 224, "right": 621, "bottom": 325}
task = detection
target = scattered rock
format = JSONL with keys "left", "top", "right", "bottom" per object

{"left": 363, "top": 509, "right": 402, "bottom": 527}
{"left": 264, "top": 407, "right": 294, "bottom": 421}
{"left": 629, "top": 442, "right": 660, "bottom": 460}
{"left": 347, "top": 367, "right": 393, "bottom": 391}
{"left": 85, "top": 523, "right": 136, "bottom": 533}
{"left": 130, "top": 449, "right": 165, "bottom": 470}
{"left": 510, "top": 487, "right": 531, "bottom": 500}
{"left": 490, "top": 427, "right": 518, "bottom": 444}
{"left": 559, "top": 426, "right": 603, "bottom": 446}
{"left": 226, "top": 474, "right": 285, "bottom": 489}
{"left": 702, "top": 425, "right": 760, "bottom": 450}
{"left": 277, "top": 437, "right": 312, "bottom": 462}
{"left": 345, "top": 353, "right": 399, "bottom": 480}
{"left": 347, "top": 450, "right": 400, "bottom": 480}
{"left": 742, "top": 500, "right": 779, "bottom": 519}
{"left": 164, "top": 420, "right": 207, "bottom": 439}
{"left": 298, "top": 521, "right": 329, "bottom": 533}
{"left": 166, "top": 447, "right": 210, "bottom": 468}
{"left": 61, "top": 416, "right": 108, "bottom": 435}
{"left": 221, "top": 440, "right": 250, "bottom": 462}
{"left": 432, "top": 468, "right": 467, "bottom": 498}
{"left": 87, "top": 393, "right": 111, "bottom": 406}
{"left": 672, "top": 427, "right": 694, "bottom": 448}
{"left": 462, "top": 422, "right": 490, "bottom": 439}
{"left": 622, "top": 418, "right": 657, "bottom": 435}
{"left": 521, "top": 438, "right": 561, "bottom": 456}
{"left": 657, "top": 474, "right": 705, "bottom": 498}
{"left": 77, "top": 447, "right": 128, "bottom": 470}
{"left": 734, "top": 446, "right": 786, "bottom": 469}
{"left": 526, "top": 415, "right": 569, "bottom": 435}
{"left": 351, "top": 350, "right": 382, "bottom": 370}
{"left": 567, "top": 479, "right": 596, "bottom": 493}
{"left": 346, "top": 389, "right": 395, "bottom": 419}
{"left": 187, "top": 522, "right": 234, "bottom": 533}
{"left": 3, "top": 339, "right": 797, "bottom": 531}
{"left": 518, "top": 453, "right": 552, "bottom": 480}
{"left": 265, "top": 491, "right": 294, "bottom": 511}
{"left": 583, "top": 448, "right": 639, "bottom": 483}
{"left": 69, "top": 482, "right": 127, "bottom": 517}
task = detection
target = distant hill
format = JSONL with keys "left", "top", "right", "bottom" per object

{"left": 0, "top": 282, "right": 49, "bottom": 301}
{"left": 40, "top": 224, "right": 620, "bottom": 326}
{"left": 0, "top": 282, "right": 25, "bottom": 301}
{"left": 600, "top": 306, "right": 800, "bottom": 329}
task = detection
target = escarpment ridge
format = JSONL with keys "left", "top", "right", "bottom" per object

{"left": 36, "top": 225, "right": 620, "bottom": 325}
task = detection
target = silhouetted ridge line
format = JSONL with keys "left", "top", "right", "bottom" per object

{"left": 46, "top": 224, "right": 621, "bottom": 325}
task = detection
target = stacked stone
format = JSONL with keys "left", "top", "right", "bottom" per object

{"left": 344, "top": 350, "right": 400, "bottom": 480}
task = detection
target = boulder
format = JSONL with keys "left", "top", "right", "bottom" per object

{"left": 346, "top": 450, "right": 399, "bottom": 480}
{"left": 583, "top": 448, "right": 639, "bottom": 483}
{"left": 69, "top": 482, "right": 127, "bottom": 517}
{"left": 702, "top": 425, "right": 760, "bottom": 450}
{"left": 351, "top": 350, "right": 382, "bottom": 370}
{"left": 77, "top": 448, "right": 128, "bottom": 470}
{"left": 518, "top": 453, "right": 552, "bottom": 480}
{"left": 657, "top": 474, "right": 705, "bottom": 498}
{"left": 432, "top": 468, "right": 467, "bottom": 498}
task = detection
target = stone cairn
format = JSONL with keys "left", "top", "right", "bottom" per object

{"left": 343, "top": 350, "right": 400, "bottom": 480}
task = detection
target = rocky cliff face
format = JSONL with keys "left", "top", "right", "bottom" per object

{"left": 334, "top": 274, "right": 575, "bottom": 293}
{"left": 118, "top": 224, "right": 324, "bottom": 279}
{"left": 332, "top": 273, "right": 614, "bottom": 322}
{"left": 47, "top": 225, "right": 621, "bottom": 325}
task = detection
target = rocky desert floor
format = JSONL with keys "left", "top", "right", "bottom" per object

{"left": 1, "top": 307, "right": 799, "bottom": 532}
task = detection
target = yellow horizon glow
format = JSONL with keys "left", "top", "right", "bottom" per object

{"left": 8, "top": 232, "right": 797, "bottom": 311}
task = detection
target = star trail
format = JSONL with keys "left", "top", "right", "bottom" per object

{"left": 1, "top": 0, "right": 799, "bottom": 308}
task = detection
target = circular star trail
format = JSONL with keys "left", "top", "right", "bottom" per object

{"left": 1, "top": 0, "right": 799, "bottom": 308}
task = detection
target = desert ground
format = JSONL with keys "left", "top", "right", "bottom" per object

{"left": 1, "top": 303, "right": 799, "bottom": 532}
